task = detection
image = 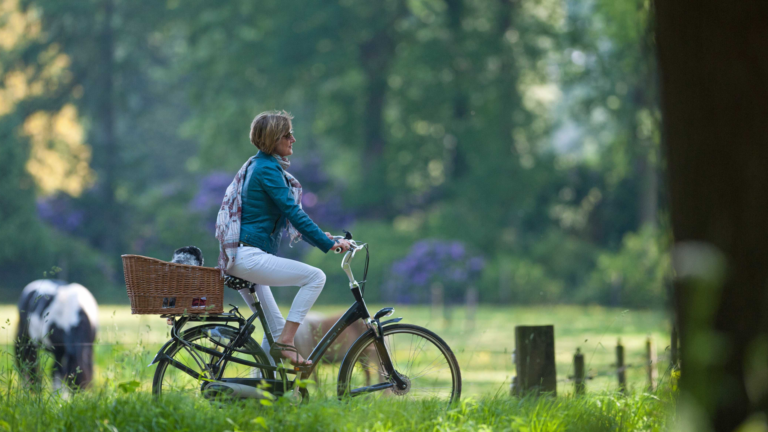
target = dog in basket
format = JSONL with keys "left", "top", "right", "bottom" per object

{"left": 170, "top": 246, "right": 204, "bottom": 266}
{"left": 171, "top": 246, "right": 254, "bottom": 290}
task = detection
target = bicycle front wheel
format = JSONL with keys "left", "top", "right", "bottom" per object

{"left": 337, "top": 324, "right": 461, "bottom": 404}
{"left": 152, "top": 324, "right": 274, "bottom": 397}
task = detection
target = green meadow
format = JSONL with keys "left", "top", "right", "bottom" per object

{"left": 0, "top": 305, "right": 675, "bottom": 431}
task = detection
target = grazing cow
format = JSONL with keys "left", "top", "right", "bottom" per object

{"left": 295, "top": 313, "right": 377, "bottom": 385}
{"left": 16, "top": 280, "right": 99, "bottom": 391}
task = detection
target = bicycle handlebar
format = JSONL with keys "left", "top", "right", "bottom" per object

{"left": 332, "top": 235, "right": 363, "bottom": 254}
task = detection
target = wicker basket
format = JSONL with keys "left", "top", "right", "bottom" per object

{"left": 122, "top": 254, "right": 224, "bottom": 315}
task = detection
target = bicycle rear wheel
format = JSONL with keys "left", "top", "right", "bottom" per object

{"left": 337, "top": 324, "right": 461, "bottom": 404}
{"left": 152, "top": 324, "right": 274, "bottom": 397}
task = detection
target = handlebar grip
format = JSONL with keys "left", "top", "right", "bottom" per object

{"left": 334, "top": 246, "right": 343, "bottom": 254}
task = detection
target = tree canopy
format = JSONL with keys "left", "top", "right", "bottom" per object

{"left": 0, "top": 0, "right": 666, "bottom": 307}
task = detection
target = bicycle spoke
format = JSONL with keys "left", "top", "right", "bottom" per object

{"left": 155, "top": 327, "right": 273, "bottom": 397}
{"left": 342, "top": 325, "right": 459, "bottom": 404}
{"left": 411, "top": 354, "right": 450, "bottom": 379}
{"left": 404, "top": 334, "right": 429, "bottom": 375}
{"left": 355, "top": 357, "right": 387, "bottom": 378}
{"left": 388, "top": 333, "right": 400, "bottom": 372}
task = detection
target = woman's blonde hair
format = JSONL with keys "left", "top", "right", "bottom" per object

{"left": 250, "top": 110, "right": 293, "bottom": 154}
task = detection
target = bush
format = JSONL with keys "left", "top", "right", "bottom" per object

{"left": 481, "top": 255, "right": 565, "bottom": 304}
{"left": 577, "top": 226, "right": 671, "bottom": 308}
{"left": 383, "top": 239, "right": 485, "bottom": 304}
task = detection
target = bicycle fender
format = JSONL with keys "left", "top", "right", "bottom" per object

{"left": 148, "top": 324, "right": 220, "bottom": 367}
{"left": 381, "top": 317, "right": 402, "bottom": 326}
{"left": 149, "top": 339, "right": 175, "bottom": 366}
{"left": 148, "top": 324, "right": 275, "bottom": 368}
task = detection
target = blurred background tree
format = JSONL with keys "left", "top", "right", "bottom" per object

{"left": 0, "top": 0, "right": 668, "bottom": 307}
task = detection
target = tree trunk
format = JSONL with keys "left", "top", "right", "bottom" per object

{"left": 95, "top": 0, "right": 120, "bottom": 259}
{"left": 656, "top": 0, "right": 768, "bottom": 430}
{"left": 495, "top": 0, "right": 520, "bottom": 153}
{"left": 356, "top": 2, "right": 403, "bottom": 215}
{"left": 637, "top": 154, "right": 658, "bottom": 227}
{"left": 443, "top": 0, "right": 469, "bottom": 181}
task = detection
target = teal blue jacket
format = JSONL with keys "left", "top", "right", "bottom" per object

{"left": 239, "top": 151, "right": 335, "bottom": 255}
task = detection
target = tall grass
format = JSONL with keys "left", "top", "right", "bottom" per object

{"left": 0, "top": 384, "right": 674, "bottom": 431}
{"left": 0, "top": 305, "right": 675, "bottom": 431}
{"left": 0, "top": 351, "right": 675, "bottom": 432}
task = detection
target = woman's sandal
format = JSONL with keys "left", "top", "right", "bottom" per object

{"left": 270, "top": 342, "right": 311, "bottom": 366}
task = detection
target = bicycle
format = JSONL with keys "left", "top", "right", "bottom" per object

{"left": 149, "top": 233, "right": 462, "bottom": 404}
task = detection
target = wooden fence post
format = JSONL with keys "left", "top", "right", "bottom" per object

{"left": 499, "top": 262, "right": 511, "bottom": 303}
{"left": 510, "top": 350, "right": 517, "bottom": 396}
{"left": 616, "top": 339, "right": 626, "bottom": 393}
{"left": 574, "top": 347, "right": 585, "bottom": 395}
{"left": 646, "top": 337, "right": 658, "bottom": 391}
{"left": 514, "top": 325, "right": 557, "bottom": 396}
{"left": 465, "top": 286, "right": 477, "bottom": 332}
{"left": 671, "top": 325, "right": 679, "bottom": 368}
{"left": 431, "top": 283, "right": 443, "bottom": 328}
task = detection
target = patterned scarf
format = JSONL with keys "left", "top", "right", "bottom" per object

{"left": 272, "top": 154, "right": 304, "bottom": 247}
{"left": 215, "top": 153, "right": 303, "bottom": 275}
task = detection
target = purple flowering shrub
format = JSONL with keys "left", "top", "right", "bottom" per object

{"left": 37, "top": 194, "right": 85, "bottom": 234}
{"left": 190, "top": 171, "right": 232, "bottom": 232}
{"left": 189, "top": 171, "right": 232, "bottom": 214}
{"left": 385, "top": 240, "right": 485, "bottom": 304}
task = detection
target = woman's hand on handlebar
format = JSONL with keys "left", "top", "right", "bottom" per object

{"left": 333, "top": 239, "right": 352, "bottom": 254}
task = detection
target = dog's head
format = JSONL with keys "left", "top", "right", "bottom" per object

{"left": 171, "top": 246, "right": 204, "bottom": 266}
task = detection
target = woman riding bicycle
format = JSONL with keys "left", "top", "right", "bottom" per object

{"left": 215, "top": 110, "right": 351, "bottom": 366}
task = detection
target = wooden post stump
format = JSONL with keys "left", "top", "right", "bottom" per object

{"left": 499, "top": 262, "right": 511, "bottom": 303}
{"left": 465, "top": 286, "right": 477, "bottom": 332}
{"left": 670, "top": 325, "right": 679, "bottom": 369}
{"left": 514, "top": 325, "right": 556, "bottom": 396}
{"left": 616, "top": 339, "right": 627, "bottom": 393}
{"left": 646, "top": 337, "right": 658, "bottom": 391}
{"left": 431, "top": 283, "right": 444, "bottom": 328}
{"left": 574, "top": 347, "right": 585, "bottom": 395}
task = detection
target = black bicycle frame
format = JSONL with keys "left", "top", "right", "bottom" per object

{"left": 305, "top": 286, "right": 370, "bottom": 368}
{"left": 158, "top": 246, "right": 406, "bottom": 394}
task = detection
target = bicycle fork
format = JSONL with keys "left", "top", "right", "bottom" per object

{"left": 367, "top": 316, "right": 409, "bottom": 392}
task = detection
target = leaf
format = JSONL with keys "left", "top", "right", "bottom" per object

{"left": 251, "top": 417, "right": 268, "bottom": 429}
{"left": 259, "top": 399, "right": 273, "bottom": 407}
{"left": 117, "top": 380, "right": 141, "bottom": 393}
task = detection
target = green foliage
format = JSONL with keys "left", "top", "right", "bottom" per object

{"left": 483, "top": 255, "right": 565, "bottom": 304}
{"left": 0, "top": 116, "right": 49, "bottom": 290}
{"left": 0, "top": 0, "right": 667, "bottom": 308}
{"left": 116, "top": 380, "right": 140, "bottom": 394}
{"left": 578, "top": 226, "right": 671, "bottom": 308}
{"left": 0, "top": 385, "right": 674, "bottom": 431}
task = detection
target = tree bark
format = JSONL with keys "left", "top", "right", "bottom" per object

{"left": 656, "top": 0, "right": 768, "bottom": 430}
{"left": 443, "top": 0, "right": 468, "bottom": 180}
{"left": 94, "top": 0, "right": 120, "bottom": 259}
{"left": 356, "top": 2, "right": 404, "bottom": 215}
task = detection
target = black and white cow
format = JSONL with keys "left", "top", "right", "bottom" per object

{"left": 16, "top": 279, "right": 99, "bottom": 390}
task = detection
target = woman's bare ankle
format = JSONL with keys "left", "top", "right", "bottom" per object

{"left": 273, "top": 340, "right": 310, "bottom": 365}
{"left": 275, "top": 337, "right": 293, "bottom": 346}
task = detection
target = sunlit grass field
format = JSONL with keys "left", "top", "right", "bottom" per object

{"left": 0, "top": 304, "right": 672, "bottom": 396}
{"left": 0, "top": 304, "right": 675, "bottom": 431}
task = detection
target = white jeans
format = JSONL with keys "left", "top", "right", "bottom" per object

{"left": 227, "top": 246, "right": 326, "bottom": 350}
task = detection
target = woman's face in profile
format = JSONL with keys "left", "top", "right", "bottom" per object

{"left": 274, "top": 127, "right": 295, "bottom": 157}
